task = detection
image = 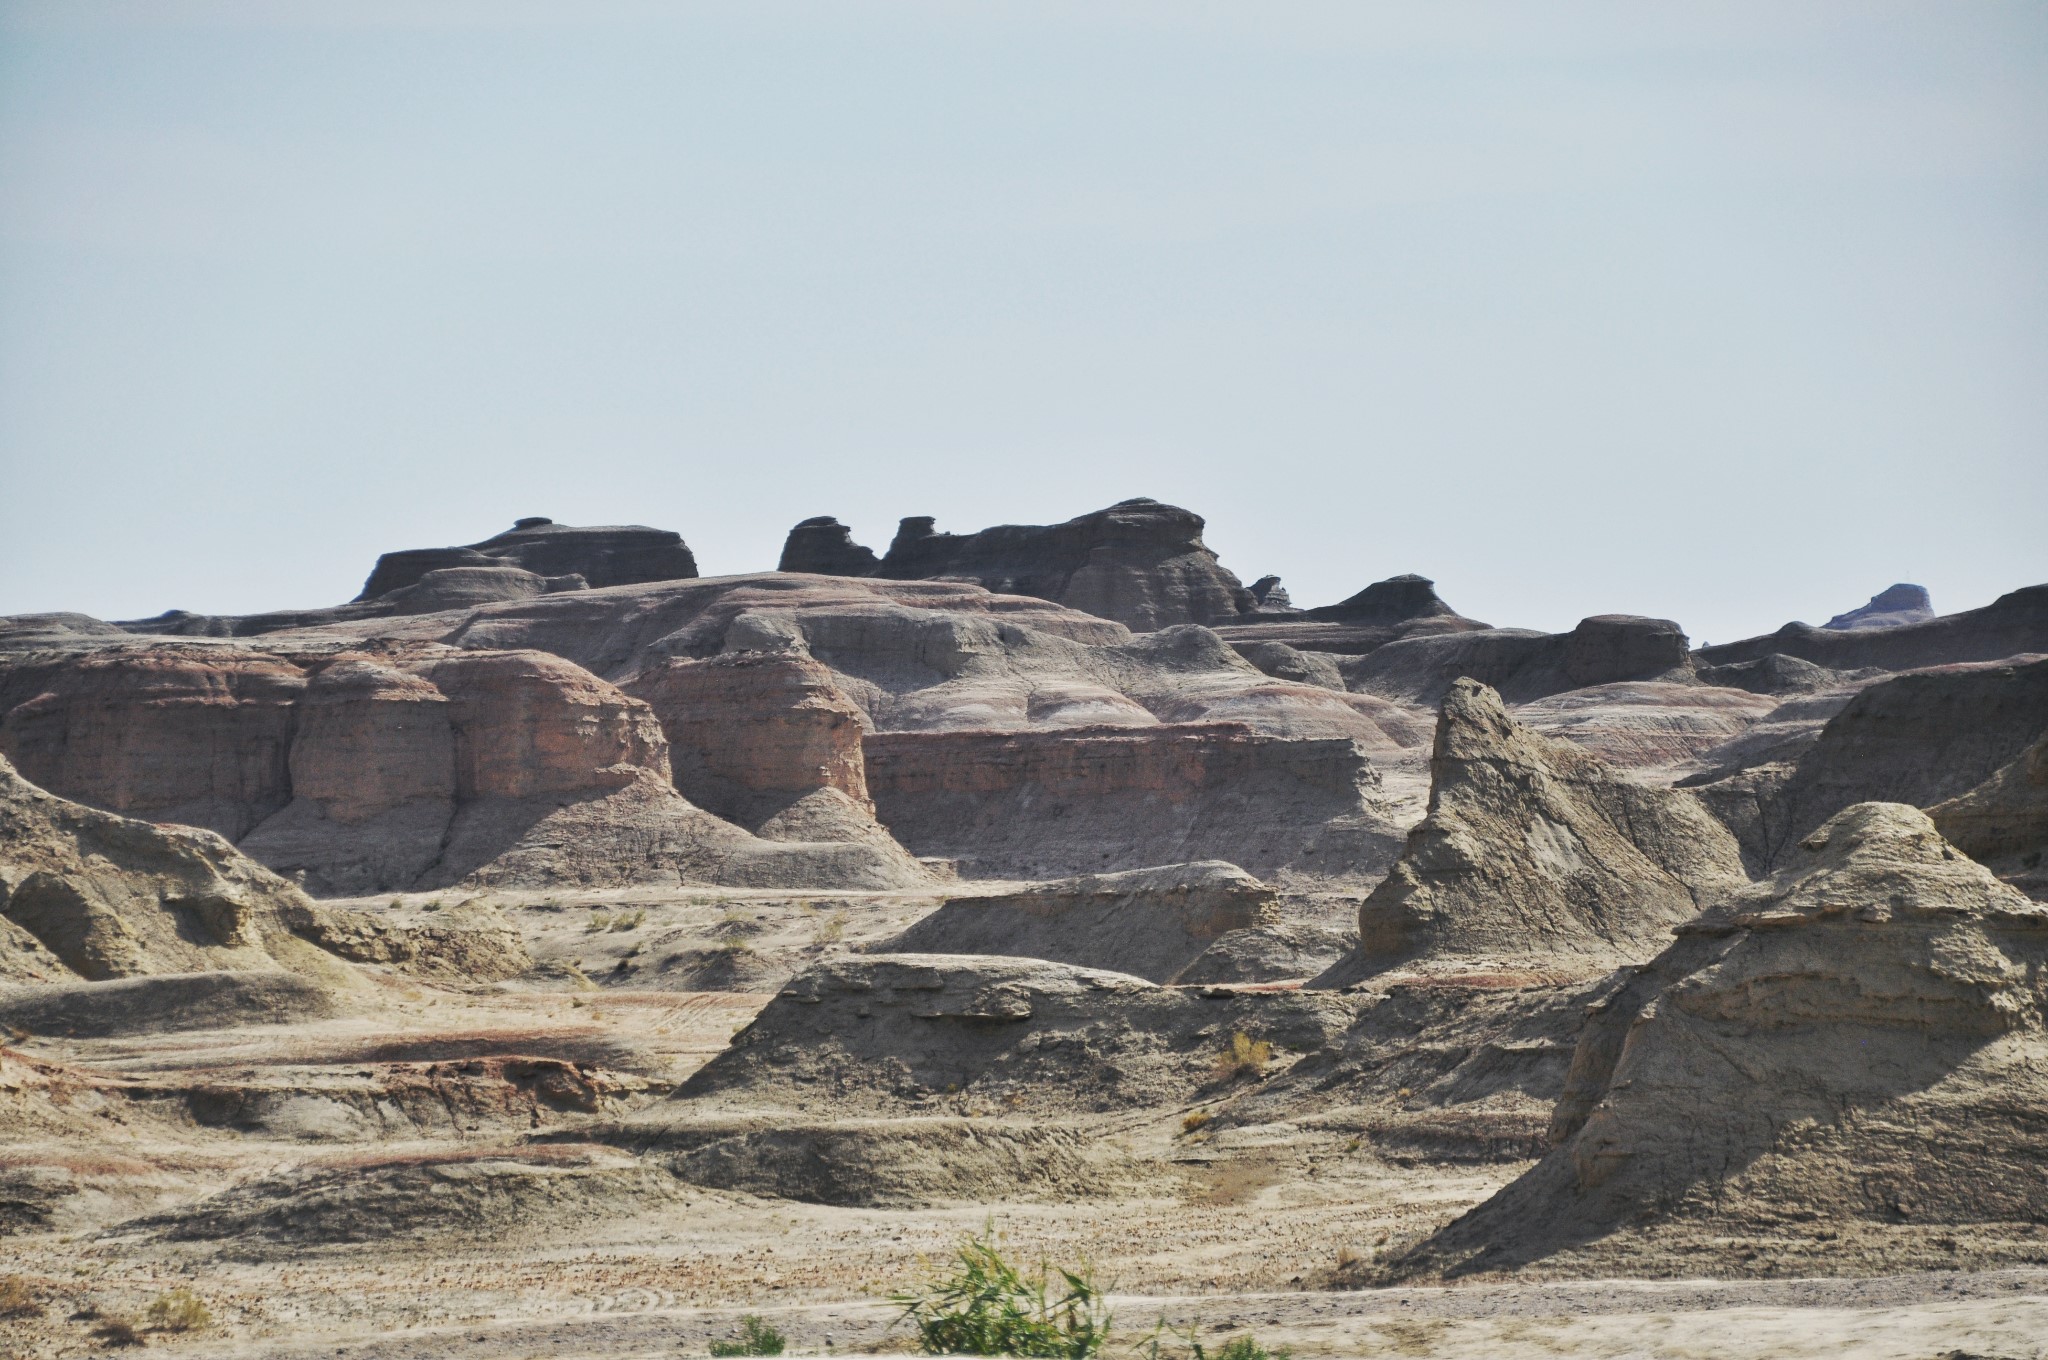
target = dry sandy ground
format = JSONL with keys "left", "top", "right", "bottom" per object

{"left": 4, "top": 887, "right": 2044, "bottom": 1360}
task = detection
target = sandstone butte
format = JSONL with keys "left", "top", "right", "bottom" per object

{"left": 1, "top": 499, "right": 2047, "bottom": 1357}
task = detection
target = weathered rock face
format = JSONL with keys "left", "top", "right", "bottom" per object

{"left": 1303, "top": 574, "right": 1460, "bottom": 626}
{"left": 0, "top": 648, "right": 306, "bottom": 839}
{"left": 1684, "top": 656, "right": 2048, "bottom": 871}
{"left": 1931, "top": 735, "right": 2048, "bottom": 900}
{"left": 623, "top": 650, "right": 870, "bottom": 830}
{"left": 354, "top": 518, "right": 697, "bottom": 601}
{"left": 1340, "top": 615, "right": 1695, "bottom": 707}
{"left": 1393, "top": 803, "right": 2048, "bottom": 1278}
{"left": 1698, "top": 583, "right": 2048, "bottom": 672}
{"left": 0, "top": 755, "right": 351, "bottom": 986}
{"left": 414, "top": 650, "right": 669, "bottom": 800}
{"left": 1316, "top": 680, "right": 1746, "bottom": 985}
{"left": 865, "top": 723, "right": 1406, "bottom": 884}
{"left": 776, "top": 498, "right": 1255, "bottom": 631}
{"left": 1824, "top": 583, "right": 1935, "bottom": 631}
{"left": 888, "top": 861, "right": 1281, "bottom": 983}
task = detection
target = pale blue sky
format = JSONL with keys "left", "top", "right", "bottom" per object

{"left": 1, "top": 1, "right": 2043, "bottom": 643}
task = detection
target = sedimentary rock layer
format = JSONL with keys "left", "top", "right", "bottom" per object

{"left": 865, "top": 722, "right": 1405, "bottom": 883}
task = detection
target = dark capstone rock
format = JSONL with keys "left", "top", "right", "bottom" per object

{"left": 1696, "top": 652, "right": 1841, "bottom": 696}
{"left": 1824, "top": 583, "right": 1935, "bottom": 631}
{"left": 778, "top": 516, "right": 882, "bottom": 576}
{"left": 354, "top": 519, "right": 697, "bottom": 601}
{"left": 779, "top": 498, "right": 1255, "bottom": 631}
{"left": 1303, "top": 573, "right": 1461, "bottom": 626}
{"left": 1246, "top": 575, "right": 1295, "bottom": 612}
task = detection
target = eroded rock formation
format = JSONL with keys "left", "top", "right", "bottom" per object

{"left": 1824, "top": 583, "right": 1935, "bottom": 631}
{"left": 355, "top": 517, "right": 698, "bottom": 600}
{"left": 1393, "top": 803, "right": 2048, "bottom": 1277}
{"left": 888, "top": 862, "right": 1280, "bottom": 983}
{"left": 1315, "top": 680, "right": 1745, "bottom": 984}
{"left": 776, "top": 498, "right": 1256, "bottom": 631}
{"left": 0, "top": 754, "right": 351, "bottom": 985}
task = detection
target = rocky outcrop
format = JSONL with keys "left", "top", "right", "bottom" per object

{"left": 354, "top": 517, "right": 697, "bottom": 601}
{"left": 1341, "top": 615, "right": 1696, "bottom": 707}
{"left": 1931, "top": 735, "right": 2048, "bottom": 900}
{"left": 1214, "top": 575, "right": 1489, "bottom": 657}
{"left": 888, "top": 862, "right": 1280, "bottom": 983}
{"left": 1683, "top": 656, "right": 2048, "bottom": 871}
{"left": 672, "top": 954, "right": 1362, "bottom": 1117}
{"left": 777, "top": 498, "right": 1255, "bottom": 631}
{"left": 624, "top": 650, "right": 870, "bottom": 829}
{"left": 0, "top": 754, "right": 352, "bottom": 986}
{"left": 1824, "top": 583, "right": 1935, "bottom": 631}
{"left": 1392, "top": 803, "right": 2048, "bottom": 1278}
{"left": 865, "top": 723, "right": 1406, "bottom": 884}
{"left": 777, "top": 516, "right": 881, "bottom": 576}
{"left": 1315, "top": 680, "right": 1746, "bottom": 985}
{"left": 0, "top": 648, "right": 306, "bottom": 839}
{"left": 1697, "top": 583, "right": 2048, "bottom": 673}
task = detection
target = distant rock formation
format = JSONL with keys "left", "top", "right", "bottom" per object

{"left": 0, "top": 754, "right": 351, "bottom": 986}
{"left": 1214, "top": 574, "right": 1487, "bottom": 657}
{"left": 1315, "top": 680, "right": 1745, "bottom": 985}
{"left": 1245, "top": 576, "right": 1295, "bottom": 612}
{"left": 1684, "top": 655, "right": 2048, "bottom": 871}
{"left": 775, "top": 498, "right": 1255, "bottom": 631}
{"left": 888, "top": 861, "right": 1280, "bottom": 982}
{"left": 1824, "top": 583, "right": 1934, "bottom": 631}
{"left": 1340, "top": 614, "right": 1696, "bottom": 706}
{"left": 1697, "top": 583, "right": 2047, "bottom": 673}
{"left": 355, "top": 517, "right": 697, "bottom": 601}
{"left": 777, "top": 516, "right": 881, "bottom": 577}
{"left": 1390, "top": 803, "right": 2048, "bottom": 1278}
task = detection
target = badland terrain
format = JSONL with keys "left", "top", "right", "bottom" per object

{"left": 2, "top": 498, "right": 2046, "bottom": 1358}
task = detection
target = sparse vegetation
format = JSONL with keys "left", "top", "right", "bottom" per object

{"left": 709, "top": 1314, "right": 787, "bottom": 1356}
{"left": 584, "top": 911, "right": 615, "bottom": 932}
{"left": 610, "top": 908, "right": 646, "bottom": 932}
{"left": 92, "top": 1317, "right": 143, "bottom": 1346}
{"left": 1335, "top": 1244, "right": 1365, "bottom": 1270}
{"left": 892, "top": 1227, "right": 1111, "bottom": 1358}
{"left": 1143, "top": 1325, "right": 1291, "bottom": 1360}
{"left": 1179, "top": 1111, "right": 1211, "bottom": 1135}
{"left": 147, "top": 1287, "right": 212, "bottom": 1332}
{"left": 1210, "top": 1032, "right": 1272, "bottom": 1083}
{"left": 0, "top": 1275, "right": 42, "bottom": 1318}
{"left": 814, "top": 909, "right": 848, "bottom": 944}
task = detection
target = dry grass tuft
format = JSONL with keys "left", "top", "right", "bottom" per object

{"left": 1210, "top": 1032, "right": 1272, "bottom": 1083}
{"left": 146, "top": 1287, "right": 212, "bottom": 1333}
{"left": 1180, "top": 1112, "right": 1212, "bottom": 1135}
{"left": 0, "top": 1275, "right": 42, "bottom": 1319}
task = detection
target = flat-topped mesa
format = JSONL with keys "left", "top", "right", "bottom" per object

{"left": 1825, "top": 582, "right": 1935, "bottom": 631}
{"left": 1314, "top": 679, "right": 1745, "bottom": 986}
{"left": 1389, "top": 802, "right": 2048, "bottom": 1279}
{"left": 775, "top": 498, "right": 1256, "bottom": 631}
{"left": 354, "top": 517, "right": 698, "bottom": 602}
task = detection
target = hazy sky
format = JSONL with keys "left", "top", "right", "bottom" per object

{"left": 2, "top": 1, "right": 2043, "bottom": 644}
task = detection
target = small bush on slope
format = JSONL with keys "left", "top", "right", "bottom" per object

{"left": 892, "top": 1227, "right": 1110, "bottom": 1358}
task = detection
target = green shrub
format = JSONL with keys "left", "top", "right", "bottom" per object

{"left": 892, "top": 1227, "right": 1110, "bottom": 1357}
{"left": 709, "top": 1314, "right": 786, "bottom": 1356}
{"left": 1143, "top": 1325, "right": 1290, "bottom": 1360}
